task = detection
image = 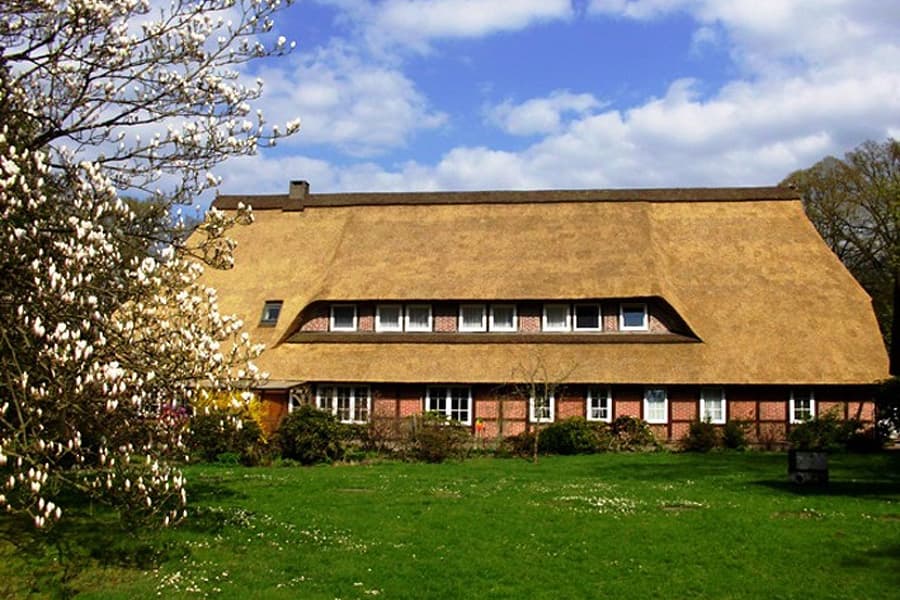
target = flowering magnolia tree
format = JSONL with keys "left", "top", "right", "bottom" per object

{"left": 0, "top": 0, "right": 298, "bottom": 529}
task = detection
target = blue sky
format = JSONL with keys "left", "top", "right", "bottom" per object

{"left": 220, "top": 0, "right": 900, "bottom": 195}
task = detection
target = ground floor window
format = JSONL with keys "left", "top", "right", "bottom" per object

{"left": 790, "top": 389, "right": 815, "bottom": 423}
{"left": 643, "top": 388, "right": 668, "bottom": 424}
{"left": 316, "top": 385, "right": 370, "bottom": 423}
{"left": 700, "top": 387, "right": 726, "bottom": 424}
{"left": 529, "top": 391, "right": 555, "bottom": 423}
{"left": 586, "top": 386, "right": 612, "bottom": 422}
{"left": 425, "top": 386, "right": 472, "bottom": 425}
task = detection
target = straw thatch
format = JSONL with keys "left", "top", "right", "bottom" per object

{"left": 200, "top": 186, "right": 889, "bottom": 386}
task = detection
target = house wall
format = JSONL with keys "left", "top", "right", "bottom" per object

{"left": 264, "top": 383, "right": 878, "bottom": 446}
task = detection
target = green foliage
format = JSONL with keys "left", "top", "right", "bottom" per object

{"left": 681, "top": 421, "right": 720, "bottom": 452}
{"left": 187, "top": 412, "right": 266, "bottom": 466}
{"left": 876, "top": 377, "right": 900, "bottom": 433}
{"left": 402, "top": 413, "right": 471, "bottom": 463}
{"left": 788, "top": 410, "right": 872, "bottom": 451}
{"left": 722, "top": 420, "right": 750, "bottom": 450}
{"left": 500, "top": 430, "right": 536, "bottom": 458}
{"left": 275, "top": 405, "right": 346, "bottom": 465}
{"left": 610, "top": 416, "right": 658, "bottom": 451}
{"left": 538, "top": 418, "right": 612, "bottom": 455}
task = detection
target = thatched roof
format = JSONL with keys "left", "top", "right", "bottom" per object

{"left": 200, "top": 185, "right": 888, "bottom": 386}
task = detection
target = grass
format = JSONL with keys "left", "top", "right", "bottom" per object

{"left": 2, "top": 452, "right": 900, "bottom": 599}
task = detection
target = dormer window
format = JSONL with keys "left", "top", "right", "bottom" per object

{"left": 542, "top": 304, "right": 570, "bottom": 332}
{"left": 459, "top": 304, "right": 487, "bottom": 332}
{"left": 489, "top": 304, "right": 517, "bottom": 332}
{"left": 573, "top": 303, "right": 601, "bottom": 331}
{"left": 330, "top": 304, "right": 357, "bottom": 331}
{"left": 406, "top": 304, "right": 433, "bottom": 332}
{"left": 620, "top": 303, "right": 649, "bottom": 331}
{"left": 260, "top": 300, "right": 283, "bottom": 326}
{"left": 376, "top": 304, "right": 402, "bottom": 332}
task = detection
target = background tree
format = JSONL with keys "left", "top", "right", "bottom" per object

{"left": 782, "top": 139, "right": 900, "bottom": 375}
{"left": 1, "top": 0, "right": 298, "bottom": 529}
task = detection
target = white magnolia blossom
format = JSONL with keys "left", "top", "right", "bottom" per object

{"left": 1, "top": 0, "right": 296, "bottom": 529}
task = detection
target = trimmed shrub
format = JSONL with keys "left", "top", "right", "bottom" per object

{"left": 275, "top": 405, "right": 346, "bottom": 465}
{"left": 402, "top": 412, "right": 471, "bottom": 463}
{"left": 788, "top": 410, "right": 875, "bottom": 452}
{"left": 538, "top": 418, "right": 611, "bottom": 455}
{"left": 722, "top": 420, "right": 749, "bottom": 450}
{"left": 187, "top": 412, "right": 266, "bottom": 465}
{"left": 681, "top": 421, "right": 720, "bottom": 452}
{"left": 610, "top": 416, "right": 658, "bottom": 451}
{"left": 500, "top": 431, "right": 536, "bottom": 458}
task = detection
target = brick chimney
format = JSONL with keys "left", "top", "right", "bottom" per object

{"left": 284, "top": 180, "right": 309, "bottom": 211}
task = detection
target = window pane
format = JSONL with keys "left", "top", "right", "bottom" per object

{"left": 261, "top": 301, "right": 282, "bottom": 324}
{"left": 460, "top": 305, "right": 485, "bottom": 331}
{"left": 428, "top": 387, "right": 447, "bottom": 413}
{"left": 645, "top": 388, "right": 666, "bottom": 422}
{"left": 336, "top": 386, "right": 351, "bottom": 421}
{"left": 544, "top": 304, "right": 569, "bottom": 330}
{"left": 376, "top": 305, "right": 401, "bottom": 331}
{"left": 406, "top": 305, "right": 432, "bottom": 331}
{"left": 332, "top": 305, "right": 356, "bottom": 330}
{"left": 318, "top": 386, "right": 334, "bottom": 411}
{"left": 450, "top": 388, "right": 470, "bottom": 423}
{"left": 588, "top": 387, "right": 610, "bottom": 420}
{"left": 574, "top": 305, "right": 600, "bottom": 330}
{"left": 532, "top": 393, "right": 552, "bottom": 421}
{"left": 622, "top": 304, "right": 647, "bottom": 329}
{"left": 490, "top": 305, "right": 516, "bottom": 331}
{"left": 701, "top": 387, "right": 724, "bottom": 422}
{"left": 354, "top": 387, "right": 370, "bottom": 422}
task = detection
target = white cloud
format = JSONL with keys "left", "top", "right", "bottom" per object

{"left": 320, "top": 0, "right": 574, "bottom": 53}
{"left": 486, "top": 91, "right": 603, "bottom": 136}
{"left": 253, "top": 43, "right": 446, "bottom": 156}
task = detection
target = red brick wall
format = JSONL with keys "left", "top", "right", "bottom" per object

{"left": 518, "top": 304, "right": 541, "bottom": 332}
{"left": 299, "top": 304, "right": 328, "bottom": 331}
{"left": 358, "top": 304, "right": 375, "bottom": 332}
{"left": 433, "top": 303, "right": 457, "bottom": 332}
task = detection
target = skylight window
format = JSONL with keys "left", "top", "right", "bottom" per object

{"left": 260, "top": 300, "right": 283, "bottom": 326}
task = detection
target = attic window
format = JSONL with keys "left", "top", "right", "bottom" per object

{"left": 376, "top": 304, "right": 402, "bottom": 332}
{"left": 489, "top": 304, "right": 517, "bottom": 332}
{"left": 330, "top": 304, "right": 357, "bottom": 331}
{"left": 543, "top": 304, "right": 570, "bottom": 332}
{"left": 260, "top": 300, "right": 283, "bottom": 326}
{"left": 573, "top": 304, "right": 601, "bottom": 331}
{"left": 459, "top": 304, "right": 487, "bottom": 332}
{"left": 406, "top": 304, "right": 433, "bottom": 332}
{"left": 620, "top": 303, "right": 649, "bottom": 331}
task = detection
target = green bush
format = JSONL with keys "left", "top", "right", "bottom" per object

{"left": 402, "top": 412, "right": 471, "bottom": 463}
{"left": 275, "top": 405, "right": 346, "bottom": 465}
{"left": 722, "top": 420, "right": 749, "bottom": 450}
{"left": 538, "top": 418, "right": 610, "bottom": 455}
{"left": 610, "top": 416, "right": 658, "bottom": 451}
{"left": 188, "top": 412, "right": 265, "bottom": 465}
{"left": 875, "top": 377, "right": 900, "bottom": 434}
{"left": 788, "top": 410, "right": 869, "bottom": 452}
{"left": 500, "top": 430, "right": 536, "bottom": 458}
{"left": 681, "top": 421, "right": 720, "bottom": 452}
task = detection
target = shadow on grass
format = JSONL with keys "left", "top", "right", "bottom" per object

{"left": 751, "top": 451, "right": 900, "bottom": 499}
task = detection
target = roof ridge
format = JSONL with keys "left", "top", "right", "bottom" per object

{"left": 213, "top": 185, "right": 800, "bottom": 210}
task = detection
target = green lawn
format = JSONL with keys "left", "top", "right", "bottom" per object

{"left": 3, "top": 452, "right": 900, "bottom": 599}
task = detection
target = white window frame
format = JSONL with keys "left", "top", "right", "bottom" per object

{"left": 699, "top": 387, "right": 726, "bottom": 424}
{"left": 573, "top": 303, "right": 602, "bottom": 332}
{"left": 789, "top": 389, "right": 816, "bottom": 424}
{"left": 375, "top": 304, "right": 403, "bottom": 332}
{"left": 459, "top": 304, "right": 487, "bottom": 332}
{"left": 529, "top": 391, "right": 555, "bottom": 423}
{"left": 330, "top": 304, "right": 357, "bottom": 332}
{"left": 425, "top": 386, "right": 473, "bottom": 425}
{"left": 542, "top": 304, "right": 571, "bottom": 332}
{"left": 315, "top": 384, "right": 371, "bottom": 424}
{"left": 643, "top": 387, "right": 668, "bottom": 424}
{"left": 586, "top": 386, "right": 612, "bottom": 422}
{"left": 489, "top": 304, "right": 517, "bottom": 332}
{"left": 405, "top": 304, "right": 433, "bottom": 332}
{"left": 620, "top": 303, "right": 649, "bottom": 331}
